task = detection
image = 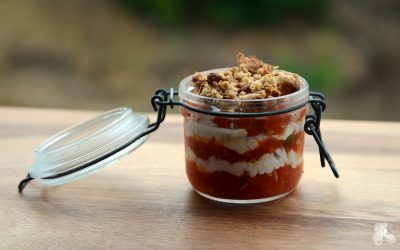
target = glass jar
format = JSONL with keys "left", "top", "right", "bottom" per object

{"left": 179, "top": 68, "right": 309, "bottom": 203}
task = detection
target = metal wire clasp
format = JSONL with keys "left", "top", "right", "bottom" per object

{"left": 305, "top": 92, "right": 339, "bottom": 178}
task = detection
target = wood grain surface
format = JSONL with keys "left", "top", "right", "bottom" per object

{"left": 0, "top": 107, "right": 399, "bottom": 250}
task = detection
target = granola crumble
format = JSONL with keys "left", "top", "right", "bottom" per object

{"left": 191, "top": 52, "right": 301, "bottom": 99}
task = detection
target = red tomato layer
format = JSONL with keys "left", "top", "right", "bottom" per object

{"left": 186, "top": 159, "right": 303, "bottom": 200}
{"left": 184, "top": 132, "right": 304, "bottom": 164}
{"left": 213, "top": 115, "right": 292, "bottom": 136}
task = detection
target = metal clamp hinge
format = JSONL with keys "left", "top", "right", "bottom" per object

{"left": 305, "top": 92, "right": 339, "bottom": 178}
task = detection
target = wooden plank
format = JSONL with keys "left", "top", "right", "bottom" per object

{"left": 0, "top": 107, "right": 399, "bottom": 249}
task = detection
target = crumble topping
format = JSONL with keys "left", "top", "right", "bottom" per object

{"left": 191, "top": 52, "right": 301, "bottom": 99}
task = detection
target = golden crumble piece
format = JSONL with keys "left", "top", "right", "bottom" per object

{"left": 277, "top": 71, "right": 301, "bottom": 96}
{"left": 237, "top": 52, "right": 264, "bottom": 74}
{"left": 257, "top": 64, "right": 274, "bottom": 76}
{"left": 238, "top": 90, "right": 267, "bottom": 100}
{"left": 192, "top": 72, "right": 207, "bottom": 84}
{"left": 191, "top": 52, "right": 301, "bottom": 100}
{"left": 198, "top": 83, "right": 224, "bottom": 99}
{"left": 249, "top": 81, "right": 263, "bottom": 93}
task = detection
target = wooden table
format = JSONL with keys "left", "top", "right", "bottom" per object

{"left": 1, "top": 107, "right": 399, "bottom": 250}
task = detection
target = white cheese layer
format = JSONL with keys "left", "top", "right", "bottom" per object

{"left": 185, "top": 119, "right": 303, "bottom": 154}
{"left": 186, "top": 147, "right": 303, "bottom": 177}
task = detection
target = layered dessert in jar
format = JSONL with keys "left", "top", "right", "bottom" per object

{"left": 179, "top": 53, "right": 309, "bottom": 203}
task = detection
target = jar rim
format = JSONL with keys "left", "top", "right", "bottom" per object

{"left": 178, "top": 67, "right": 309, "bottom": 105}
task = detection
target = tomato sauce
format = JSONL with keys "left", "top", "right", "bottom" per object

{"left": 186, "top": 159, "right": 303, "bottom": 200}
{"left": 213, "top": 115, "right": 292, "bottom": 136}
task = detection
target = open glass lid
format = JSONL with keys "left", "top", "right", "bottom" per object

{"left": 26, "top": 107, "right": 149, "bottom": 187}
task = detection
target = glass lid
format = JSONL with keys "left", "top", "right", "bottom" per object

{"left": 28, "top": 107, "right": 149, "bottom": 186}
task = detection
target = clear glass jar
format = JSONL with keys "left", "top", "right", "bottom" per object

{"left": 179, "top": 68, "right": 309, "bottom": 203}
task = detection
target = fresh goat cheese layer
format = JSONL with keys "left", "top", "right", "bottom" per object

{"left": 184, "top": 119, "right": 303, "bottom": 154}
{"left": 185, "top": 147, "right": 302, "bottom": 177}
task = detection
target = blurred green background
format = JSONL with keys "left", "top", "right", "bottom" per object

{"left": 0, "top": 0, "right": 399, "bottom": 120}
